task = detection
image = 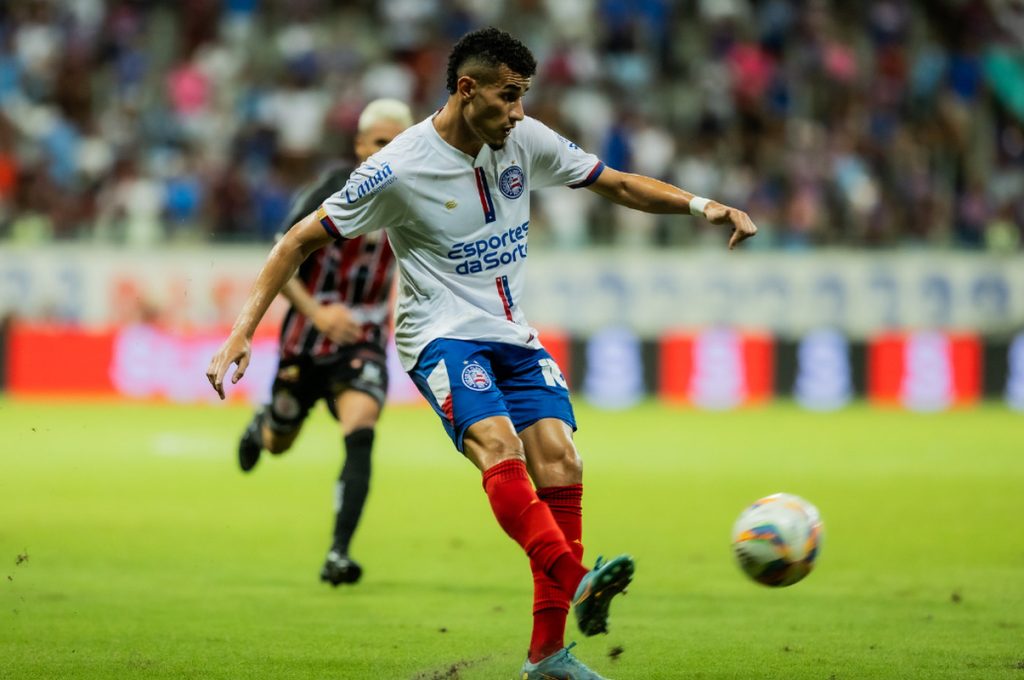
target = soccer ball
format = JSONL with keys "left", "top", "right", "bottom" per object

{"left": 731, "top": 492, "right": 823, "bottom": 587}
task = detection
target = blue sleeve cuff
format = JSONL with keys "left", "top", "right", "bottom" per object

{"left": 317, "top": 206, "right": 343, "bottom": 240}
{"left": 569, "top": 161, "right": 605, "bottom": 189}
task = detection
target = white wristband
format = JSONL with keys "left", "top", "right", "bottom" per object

{"left": 689, "top": 196, "right": 710, "bottom": 218}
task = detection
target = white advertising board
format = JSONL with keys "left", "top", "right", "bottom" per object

{"left": 1, "top": 246, "right": 1021, "bottom": 337}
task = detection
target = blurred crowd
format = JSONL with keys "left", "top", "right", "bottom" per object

{"left": 0, "top": 0, "right": 1022, "bottom": 250}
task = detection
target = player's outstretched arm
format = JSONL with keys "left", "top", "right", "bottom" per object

{"left": 587, "top": 166, "right": 757, "bottom": 249}
{"left": 205, "top": 213, "right": 335, "bottom": 399}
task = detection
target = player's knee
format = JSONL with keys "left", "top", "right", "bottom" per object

{"left": 463, "top": 418, "right": 526, "bottom": 470}
{"left": 483, "top": 435, "right": 526, "bottom": 463}
{"left": 471, "top": 434, "right": 526, "bottom": 471}
{"left": 531, "top": 441, "right": 582, "bottom": 486}
{"left": 550, "top": 442, "right": 582, "bottom": 475}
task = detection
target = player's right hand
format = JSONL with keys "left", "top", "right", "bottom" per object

{"left": 205, "top": 333, "right": 252, "bottom": 400}
{"left": 313, "top": 304, "right": 361, "bottom": 345}
{"left": 704, "top": 202, "right": 758, "bottom": 250}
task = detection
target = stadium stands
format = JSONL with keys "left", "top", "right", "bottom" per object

{"left": 0, "top": 0, "right": 1020, "bottom": 250}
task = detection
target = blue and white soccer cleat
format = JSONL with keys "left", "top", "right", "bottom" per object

{"left": 520, "top": 642, "right": 608, "bottom": 679}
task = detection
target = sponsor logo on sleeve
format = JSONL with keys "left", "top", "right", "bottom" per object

{"left": 344, "top": 161, "right": 397, "bottom": 204}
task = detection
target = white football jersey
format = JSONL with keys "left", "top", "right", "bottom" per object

{"left": 318, "top": 115, "right": 604, "bottom": 370}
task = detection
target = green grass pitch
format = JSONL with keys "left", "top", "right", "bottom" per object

{"left": 1, "top": 398, "right": 1022, "bottom": 679}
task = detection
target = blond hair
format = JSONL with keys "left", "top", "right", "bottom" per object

{"left": 358, "top": 98, "right": 414, "bottom": 133}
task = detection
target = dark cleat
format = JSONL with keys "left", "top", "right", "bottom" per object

{"left": 572, "top": 555, "right": 635, "bottom": 637}
{"left": 320, "top": 549, "right": 362, "bottom": 586}
{"left": 237, "top": 411, "right": 264, "bottom": 473}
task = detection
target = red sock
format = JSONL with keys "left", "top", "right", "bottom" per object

{"left": 481, "top": 461, "right": 588, "bottom": 596}
{"left": 529, "top": 484, "right": 584, "bottom": 662}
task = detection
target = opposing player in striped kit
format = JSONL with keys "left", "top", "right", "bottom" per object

{"left": 234, "top": 99, "right": 413, "bottom": 587}
{"left": 208, "top": 28, "right": 756, "bottom": 678}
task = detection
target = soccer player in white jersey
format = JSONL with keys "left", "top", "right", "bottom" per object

{"left": 207, "top": 27, "right": 757, "bottom": 680}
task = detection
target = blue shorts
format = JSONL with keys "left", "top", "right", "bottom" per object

{"left": 408, "top": 338, "right": 576, "bottom": 452}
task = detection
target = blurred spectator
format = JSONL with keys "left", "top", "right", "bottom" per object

{"left": 0, "top": 120, "right": 17, "bottom": 226}
{"left": 160, "top": 146, "right": 205, "bottom": 240}
{"left": 205, "top": 159, "right": 252, "bottom": 242}
{"left": 0, "top": 0, "right": 1020, "bottom": 250}
{"left": 95, "top": 155, "right": 165, "bottom": 246}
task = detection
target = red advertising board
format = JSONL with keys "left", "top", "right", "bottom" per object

{"left": 658, "top": 329, "right": 774, "bottom": 407}
{"left": 6, "top": 323, "right": 272, "bottom": 401}
{"left": 8, "top": 324, "right": 118, "bottom": 395}
{"left": 4, "top": 323, "right": 563, "bottom": 405}
{"left": 868, "top": 332, "right": 981, "bottom": 409}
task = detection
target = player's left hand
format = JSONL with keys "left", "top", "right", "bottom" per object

{"left": 313, "top": 304, "right": 360, "bottom": 345}
{"left": 205, "top": 333, "right": 252, "bottom": 400}
{"left": 704, "top": 202, "right": 758, "bottom": 250}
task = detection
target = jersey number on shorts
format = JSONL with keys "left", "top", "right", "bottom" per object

{"left": 538, "top": 358, "right": 568, "bottom": 389}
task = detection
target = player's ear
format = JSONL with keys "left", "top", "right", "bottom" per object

{"left": 457, "top": 75, "right": 476, "bottom": 100}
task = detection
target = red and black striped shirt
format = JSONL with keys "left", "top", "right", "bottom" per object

{"left": 277, "top": 165, "right": 397, "bottom": 360}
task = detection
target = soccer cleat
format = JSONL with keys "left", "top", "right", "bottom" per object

{"left": 237, "top": 410, "right": 264, "bottom": 473}
{"left": 520, "top": 642, "right": 608, "bottom": 680}
{"left": 572, "top": 555, "right": 634, "bottom": 637}
{"left": 320, "top": 549, "right": 362, "bottom": 586}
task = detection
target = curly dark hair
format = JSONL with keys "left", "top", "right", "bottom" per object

{"left": 445, "top": 27, "right": 537, "bottom": 94}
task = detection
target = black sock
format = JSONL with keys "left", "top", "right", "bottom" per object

{"left": 332, "top": 428, "right": 374, "bottom": 554}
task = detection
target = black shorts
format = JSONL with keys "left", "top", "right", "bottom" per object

{"left": 265, "top": 343, "right": 389, "bottom": 434}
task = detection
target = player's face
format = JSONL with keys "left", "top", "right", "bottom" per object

{"left": 354, "top": 120, "right": 407, "bottom": 162}
{"left": 465, "top": 65, "right": 530, "bottom": 150}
